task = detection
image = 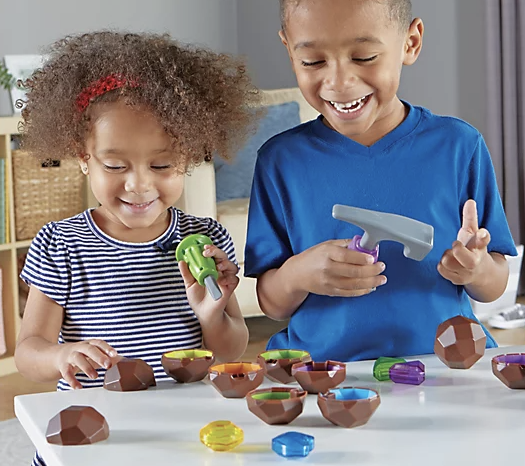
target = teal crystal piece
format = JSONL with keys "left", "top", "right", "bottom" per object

{"left": 373, "top": 356, "right": 406, "bottom": 381}
{"left": 272, "top": 431, "right": 315, "bottom": 458}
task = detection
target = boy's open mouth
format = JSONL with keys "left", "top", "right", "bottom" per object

{"left": 328, "top": 94, "right": 372, "bottom": 113}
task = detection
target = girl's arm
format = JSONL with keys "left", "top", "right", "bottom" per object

{"left": 15, "top": 286, "right": 116, "bottom": 389}
{"left": 199, "top": 294, "right": 249, "bottom": 362}
{"left": 178, "top": 244, "right": 249, "bottom": 362}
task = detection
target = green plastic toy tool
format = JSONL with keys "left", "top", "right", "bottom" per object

{"left": 175, "top": 234, "right": 222, "bottom": 301}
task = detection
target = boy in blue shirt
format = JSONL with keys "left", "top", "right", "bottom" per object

{"left": 244, "top": 0, "right": 517, "bottom": 361}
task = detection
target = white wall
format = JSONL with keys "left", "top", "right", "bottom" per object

{"left": 237, "top": 0, "right": 296, "bottom": 89}
{"left": 0, "top": 0, "right": 238, "bottom": 115}
{"left": 0, "top": 0, "right": 491, "bottom": 138}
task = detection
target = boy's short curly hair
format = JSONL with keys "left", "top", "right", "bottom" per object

{"left": 20, "top": 31, "right": 261, "bottom": 170}
{"left": 280, "top": 0, "right": 412, "bottom": 32}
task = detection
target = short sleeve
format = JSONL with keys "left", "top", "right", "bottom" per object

{"left": 206, "top": 218, "right": 238, "bottom": 268}
{"left": 20, "top": 223, "right": 72, "bottom": 307}
{"left": 460, "top": 135, "right": 517, "bottom": 256}
{"left": 244, "top": 152, "right": 294, "bottom": 278}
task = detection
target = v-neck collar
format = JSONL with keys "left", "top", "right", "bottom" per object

{"left": 309, "top": 100, "right": 422, "bottom": 156}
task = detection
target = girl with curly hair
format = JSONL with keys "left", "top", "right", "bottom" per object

{"left": 14, "top": 31, "right": 259, "bottom": 465}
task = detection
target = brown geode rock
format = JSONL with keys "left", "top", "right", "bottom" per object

{"left": 318, "top": 387, "right": 381, "bottom": 428}
{"left": 246, "top": 387, "right": 307, "bottom": 425}
{"left": 104, "top": 358, "right": 156, "bottom": 391}
{"left": 257, "top": 349, "right": 312, "bottom": 384}
{"left": 46, "top": 405, "right": 109, "bottom": 445}
{"left": 291, "top": 360, "right": 346, "bottom": 394}
{"left": 434, "top": 315, "right": 486, "bottom": 369}
{"left": 162, "top": 349, "right": 215, "bottom": 383}
{"left": 492, "top": 353, "right": 525, "bottom": 389}
{"left": 208, "top": 362, "right": 263, "bottom": 398}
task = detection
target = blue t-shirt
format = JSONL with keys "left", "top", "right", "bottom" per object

{"left": 244, "top": 102, "right": 517, "bottom": 362}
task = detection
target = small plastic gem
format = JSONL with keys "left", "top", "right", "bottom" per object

{"left": 373, "top": 357, "right": 406, "bottom": 381}
{"left": 199, "top": 420, "right": 244, "bottom": 452}
{"left": 272, "top": 431, "right": 315, "bottom": 458}
{"left": 389, "top": 360, "right": 425, "bottom": 385}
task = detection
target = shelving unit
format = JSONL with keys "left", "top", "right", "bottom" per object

{"left": 0, "top": 116, "right": 24, "bottom": 376}
{"left": 0, "top": 116, "right": 93, "bottom": 376}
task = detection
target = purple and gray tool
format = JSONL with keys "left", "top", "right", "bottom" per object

{"left": 332, "top": 204, "right": 434, "bottom": 263}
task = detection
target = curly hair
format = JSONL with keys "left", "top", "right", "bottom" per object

{"left": 19, "top": 31, "right": 261, "bottom": 170}
{"left": 280, "top": 0, "right": 412, "bottom": 32}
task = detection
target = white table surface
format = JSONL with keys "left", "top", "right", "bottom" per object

{"left": 15, "top": 346, "right": 525, "bottom": 466}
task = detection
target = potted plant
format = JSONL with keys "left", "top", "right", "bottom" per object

{"left": 0, "top": 62, "right": 15, "bottom": 91}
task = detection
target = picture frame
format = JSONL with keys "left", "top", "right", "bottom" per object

{"left": 3, "top": 55, "right": 45, "bottom": 114}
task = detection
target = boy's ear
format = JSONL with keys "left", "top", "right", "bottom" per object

{"left": 403, "top": 18, "right": 424, "bottom": 66}
{"left": 279, "top": 30, "right": 296, "bottom": 70}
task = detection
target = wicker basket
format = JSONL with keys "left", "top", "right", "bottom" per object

{"left": 12, "top": 150, "right": 85, "bottom": 240}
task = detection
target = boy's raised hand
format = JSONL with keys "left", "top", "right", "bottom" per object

{"left": 293, "top": 239, "right": 387, "bottom": 297}
{"left": 438, "top": 199, "right": 492, "bottom": 285}
{"left": 179, "top": 244, "right": 239, "bottom": 321}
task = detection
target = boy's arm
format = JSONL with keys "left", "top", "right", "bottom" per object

{"left": 256, "top": 240, "right": 387, "bottom": 321}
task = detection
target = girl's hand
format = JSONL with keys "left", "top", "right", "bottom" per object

{"left": 438, "top": 199, "right": 492, "bottom": 285}
{"left": 179, "top": 244, "right": 239, "bottom": 322}
{"left": 55, "top": 340, "right": 119, "bottom": 389}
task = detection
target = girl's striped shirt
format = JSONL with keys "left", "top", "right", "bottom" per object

{"left": 20, "top": 206, "right": 237, "bottom": 391}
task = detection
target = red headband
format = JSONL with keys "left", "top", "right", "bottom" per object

{"left": 76, "top": 74, "right": 139, "bottom": 113}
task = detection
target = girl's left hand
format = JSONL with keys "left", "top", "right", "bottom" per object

{"left": 178, "top": 244, "right": 239, "bottom": 321}
{"left": 438, "top": 199, "right": 492, "bottom": 286}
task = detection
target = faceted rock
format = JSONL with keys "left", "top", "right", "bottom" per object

{"left": 208, "top": 362, "right": 263, "bottom": 398}
{"left": 104, "top": 358, "right": 156, "bottom": 391}
{"left": 434, "top": 315, "right": 486, "bottom": 369}
{"left": 257, "top": 349, "right": 312, "bottom": 384}
{"left": 272, "top": 431, "right": 315, "bottom": 458}
{"left": 161, "top": 349, "right": 215, "bottom": 383}
{"left": 46, "top": 405, "right": 109, "bottom": 445}
{"left": 291, "top": 360, "right": 346, "bottom": 394}
{"left": 318, "top": 387, "right": 381, "bottom": 428}
{"left": 200, "top": 420, "right": 243, "bottom": 451}
{"left": 389, "top": 361, "right": 425, "bottom": 385}
{"left": 492, "top": 353, "right": 525, "bottom": 389}
{"left": 246, "top": 387, "right": 307, "bottom": 425}
{"left": 373, "top": 357, "right": 406, "bottom": 381}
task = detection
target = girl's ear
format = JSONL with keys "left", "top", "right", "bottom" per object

{"left": 78, "top": 155, "right": 89, "bottom": 175}
{"left": 403, "top": 18, "right": 424, "bottom": 66}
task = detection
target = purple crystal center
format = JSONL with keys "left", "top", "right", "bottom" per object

{"left": 294, "top": 362, "right": 344, "bottom": 372}
{"left": 493, "top": 353, "right": 525, "bottom": 365}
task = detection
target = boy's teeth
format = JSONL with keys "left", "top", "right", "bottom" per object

{"left": 330, "top": 95, "right": 368, "bottom": 113}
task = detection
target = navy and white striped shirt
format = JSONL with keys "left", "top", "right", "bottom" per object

{"left": 21, "top": 206, "right": 237, "bottom": 391}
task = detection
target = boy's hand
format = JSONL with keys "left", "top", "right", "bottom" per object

{"left": 292, "top": 239, "right": 387, "bottom": 297}
{"left": 56, "top": 340, "right": 119, "bottom": 389}
{"left": 438, "top": 199, "right": 492, "bottom": 285}
{"left": 179, "top": 244, "right": 239, "bottom": 321}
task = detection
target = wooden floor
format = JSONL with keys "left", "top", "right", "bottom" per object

{"left": 1, "top": 315, "right": 524, "bottom": 422}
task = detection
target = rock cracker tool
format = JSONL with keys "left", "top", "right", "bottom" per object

{"left": 175, "top": 234, "right": 222, "bottom": 301}
{"left": 332, "top": 204, "right": 434, "bottom": 263}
